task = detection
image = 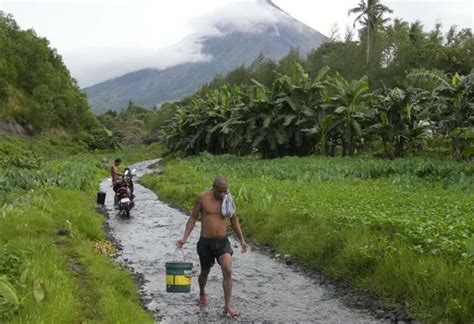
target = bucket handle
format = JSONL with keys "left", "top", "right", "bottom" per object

{"left": 175, "top": 247, "right": 186, "bottom": 261}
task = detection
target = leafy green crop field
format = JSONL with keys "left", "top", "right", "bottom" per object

{"left": 141, "top": 153, "right": 474, "bottom": 323}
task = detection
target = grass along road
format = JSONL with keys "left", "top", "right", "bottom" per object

{"left": 0, "top": 137, "right": 161, "bottom": 322}
{"left": 140, "top": 153, "right": 474, "bottom": 323}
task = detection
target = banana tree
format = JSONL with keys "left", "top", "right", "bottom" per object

{"left": 209, "top": 86, "right": 254, "bottom": 155}
{"left": 260, "top": 64, "right": 328, "bottom": 157}
{"left": 173, "top": 99, "right": 209, "bottom": 154}
{"left": 325, "top": 73, "right": 370, "bottom": 156}
{"left": 201, "top": 85, "right": 253, "bottom": 154}
{"left": 409, "top": 71, "right": 474, "bottom": 161}
{"left": 303, "top": 114, "right": 343, "bottom": 156}
{"left": 370, "top": 87, "right": 429, "bottom": 158}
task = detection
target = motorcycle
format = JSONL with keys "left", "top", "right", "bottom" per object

{"left": 114, "top": 167, "right": 136, "bottom": 217}
{"left": 123, "top": 167, "right": 136, "bottom": 200}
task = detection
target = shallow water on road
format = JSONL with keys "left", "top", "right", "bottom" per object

{"left": 100, "top": 159, "right": 378, "bottom": 323}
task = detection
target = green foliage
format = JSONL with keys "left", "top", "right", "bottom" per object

{"left": 305, "top": 41, "right": 365, "bottom": 82}
{"left": 0, "top": 245, "right": 31, "bottom": 321}
{"left": 163, "top": 64, "right": 472, "bottom": 160}
{"left": 0, "top": 137, "right": 156, "bottom": 322}
{"left": 0, "top": 11, "right": 103, "bottom": 135}
{"left": 141, "top": 154, "right": 474, "bottom": 322}
{"left": 160, "top": 18, "right": 474, "bottom": 161}
{"left": 164, "top": 65, "right": 332, "bottom": 157}
{"left": 196, "top": 15, "right": 473, "bottom": 94}
{"left": 0, "top": 276, "right": 20, "bottom": 320}
{"left": 348, "top": 0, "right": 393, "bottom": 70}
{"left": 0, "top": 152, "right": 43, "bottom": 169}
{"left": 370, "top": 86, "right": 431, "bottom": 158}
{"left": 92, "top": 18, "right": 473, "bottom": 155}
{"left": 324, "top": 73, "right": 370, "bottom": 156}
{"left": 97, "top": 103, "right": 169, "bottom": 145}
{"left": 75, "top": 127, "right": 121, "bottom": 151}
{"left": 409, "top": 71, "right": 474, "bottom": 160}
{"left": 0, "top": 137, "right": 104, "bottom": 193}
{"left": 0, "top": 188, "right": 154, "bottom": 323}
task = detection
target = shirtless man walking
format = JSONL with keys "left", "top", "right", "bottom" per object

{"left": 176, "top": 176, "right": 248, "bottom": 318}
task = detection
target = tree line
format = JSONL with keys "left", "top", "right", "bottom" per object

{"left": 160, "top": 1, "right": 473, "bottom": 160}
{"left": 96, "top": 1, "right": 473, "bottom": 159}
{"left": 163, "top": 65, "right": 473, "bottom": 160}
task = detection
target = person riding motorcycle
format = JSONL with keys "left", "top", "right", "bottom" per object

{"left": 111, "top": 158, "right": 123, "bottom": 193}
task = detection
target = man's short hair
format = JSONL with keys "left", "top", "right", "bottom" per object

{"left": 114, "top": 158, "right": 122, "bottom": 163}
{"left": 213, "top": 176, "right": 228, "bottom": 187}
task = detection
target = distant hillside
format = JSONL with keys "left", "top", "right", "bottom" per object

{"left": 0, "top": 11, "right": 100, "bottom": 134}
{"left": 84, "top": 0, "right": 326, "bottom": 113}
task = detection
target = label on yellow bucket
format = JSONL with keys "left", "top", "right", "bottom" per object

{"left": 167, "top": 275, "right": 191, "bottom": 286}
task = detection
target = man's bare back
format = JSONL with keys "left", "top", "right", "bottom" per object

{"left": 111, "top": 165, "right": 121, "bottom": 182}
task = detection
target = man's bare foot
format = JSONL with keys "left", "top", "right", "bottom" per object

{"left": 223, "top": 307, "right": 239, "bottom": 318}
{"left": 198, "top": 295, "right": 208, "bottom": 305}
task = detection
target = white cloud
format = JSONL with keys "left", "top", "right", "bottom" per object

{"left": 192, "top": 1, "right": 288, "bottom": 34}
{"left": 60, "top": 0, "right": 294, "bottom": 87}
{"left": 2, "top": 0, "right": 472, "bottom": 87}
{"left": 66, "top": 36, "right": 212, "bottom": 87}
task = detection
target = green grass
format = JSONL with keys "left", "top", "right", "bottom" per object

{"left": 0, "top": 136, "right": 158, "bottom": 323}
{"left": 1, "top": 189, "right": 153, "bottom": 323}
{"left": 140, "top": 153, "right": 474, "bottom": 323}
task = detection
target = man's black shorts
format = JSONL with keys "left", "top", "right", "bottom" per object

{"left": 197, "top": 236, "right": 233, "bottom": 269}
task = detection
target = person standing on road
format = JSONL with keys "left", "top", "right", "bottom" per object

{"left": 176, "top": 176, "right": 248, "bottom": 319}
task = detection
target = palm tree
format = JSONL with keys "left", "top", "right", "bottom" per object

{"left": 348, "top": 0, "right": 393, "bottom": 67}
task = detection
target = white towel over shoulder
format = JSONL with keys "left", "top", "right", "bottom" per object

{"left": 222, "top": 191, "right": 236, "bottom": 218}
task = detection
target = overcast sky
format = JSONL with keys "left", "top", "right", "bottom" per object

{"left": 1, "top": 0, "right": 472, "bottom": 86}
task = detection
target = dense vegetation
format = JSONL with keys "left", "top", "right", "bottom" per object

{"left": 97, "top": 102, "right": 175, "bottom": 145}
{"left": 163, "top": 67, "right": 473, "bottom": 160}
{"left": 161, "top": 6, "right": 473, "bottom": 160}
{"left": 0, "top": 136, "right": 161, "bottom": 322}
{"left": 0, "top": 12, "right": 159, "bottom": 322}
{"left": 100, "top": 13, "right": 473, "bottom": 160}
{"left": 137, "top": 5, "right": 473, "bottom": 322}
{"left": 0, "top": 11, "right": 117, "bottom": 149}
{"left": 1, "top": 1, "right": 473, "bottom": 322}
{"left": 141, "top": 154, "right": 474, "bottom": 322}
